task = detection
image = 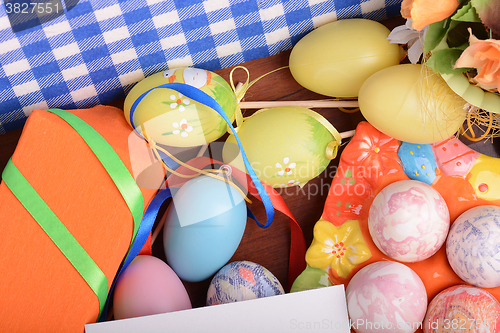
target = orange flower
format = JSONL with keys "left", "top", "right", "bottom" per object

{"left": 454, "top": 30, "right": 500, "bottom": 92}
{"left": 401, "top": 0, "right": 459, "bottom": 31}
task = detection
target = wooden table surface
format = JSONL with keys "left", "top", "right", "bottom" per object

{"left": 3, "top": 15, "right": 498, "bottom": 312}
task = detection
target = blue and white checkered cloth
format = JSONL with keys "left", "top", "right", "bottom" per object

{"left": 0, "top": 0, "right": 402, "bottom": 134}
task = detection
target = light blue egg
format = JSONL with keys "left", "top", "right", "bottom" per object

{"left": 163, "top": 175, "right": 247, "bottom": 282}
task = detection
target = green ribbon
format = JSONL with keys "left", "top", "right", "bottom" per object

{"left": 1, "top": 109, "right": 145, "bottom": 317}
{"left": 46, "top": 109, "right": 144, "bottom": 249}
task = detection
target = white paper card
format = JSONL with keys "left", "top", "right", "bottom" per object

{"left": 85, "top": 285, "right": 350, "bottom": 333}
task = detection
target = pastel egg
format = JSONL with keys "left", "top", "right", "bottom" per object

{"left": 206, "top": 261, "right": 285, "bottom": 306}
{"left": 446, "top": 205, "right": 500, "bottom": 288}
{"left": 113, "top": 255, "right": 192, "bottom": 320}
{"left": 424, "top": 285, "right": 500, "bottom": 333}
{"left": 289, "top": 18, "right": 400, "bottom": 97}
{"left": 359, "top": 64, "right": 467, "bottom": 144}
{"left": 397, "top": 142, "right": 438, "bottom": 185}
{"left": 124, "top": 67, "right": 238, "bottom": 147}
{"left": 222, "top": 106, "right": 339, "bottom": 188}
{"left": 368, "top": 180, "right": 450, "bottom": 262}
{"left": 346, "top": 261, "right": 427, "bottom": 333}
{"left": 431, "top": 136, "right": 480, "bottom": 177}
{"left": 163, "top": 175, "right": 247, "bottom": 282}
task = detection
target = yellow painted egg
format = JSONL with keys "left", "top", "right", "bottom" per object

{"left": 359, "top": 64, "right": 467, "bottom": 144}
{"left": 289, "top": 18, "right": 400, "bottom": 98}
{"left": 222, "top": 107, "right": 340, "bottom": 188}
{"left": 124, "top": 67, "right": 238, "bottom": 147}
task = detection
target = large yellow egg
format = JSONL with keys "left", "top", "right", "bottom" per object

{"left": 124, "top": 68, "right": 237, "bottom": 147}
{"left": 289, "top": 18, "right": 400, "bottom": 98}
{"left": 222, "top": 107, "right": 340, "bottom": 188}
{"left": 359, "top": 64, "right": 467, "bottom": 144}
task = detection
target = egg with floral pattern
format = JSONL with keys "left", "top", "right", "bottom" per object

{"left": 206, "top": 261, "right": 284, "bottom": 306}
{"left": 346, "top": 261, "right": 427, "bottom": 333}
{"left": 124, "top": 67, "right": 238, "bottom": 147}
{"left": 368, "top": 180, "right": 450, "bottom": 262}
{"left": 222, "top": 106, "right": 341, "bottom": 188}
{"left": 447, "top": 205, "right": 500, "bottom": 288}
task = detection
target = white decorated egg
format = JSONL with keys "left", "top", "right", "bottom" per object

{"left": 368, "top": 180, "right": 450, "bottom": 262}
{"left": 346, "top": 261, "right": 427, "bottom": 333}
{"left": 446, "top": 205, "right": 500, "bottom": 288}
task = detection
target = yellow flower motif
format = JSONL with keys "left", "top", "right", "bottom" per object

{"left": 306, "top": 219, "right": 371, "bottom": 278}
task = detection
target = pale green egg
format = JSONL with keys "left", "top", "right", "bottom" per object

{"left": 222, "top": 107, "right": 340, "bottom": 188}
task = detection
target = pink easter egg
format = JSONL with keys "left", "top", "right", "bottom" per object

{"left": 424, "top": 285, "right": 500, "bottom": 332}
{"left": 431, "top": 137, "right": 480, "bottom": 177}
{"left": 346, "top": 261, "right": 427, "bottom": 333}
{"left": 368, "top": 180, "right": 450, "bottom": 262}
{"left": 113, "top": 255, "right": 192, "bottom": 320}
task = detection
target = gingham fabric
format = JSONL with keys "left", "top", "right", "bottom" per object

{"left": 0, "top": 0, "right": 402, "bottom": 134}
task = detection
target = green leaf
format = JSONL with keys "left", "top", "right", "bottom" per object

{"left": 452, "top": 1, "right": 481, "bottom": 22}
{"left": 426, "top": 48, "right": 472, "bottom": 75}
{"left": 424, "top": 18, "right": 454, "bottom": 53}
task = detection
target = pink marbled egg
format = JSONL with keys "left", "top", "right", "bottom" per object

{"left": 368, "top": 180, "right": 450, "bottom": 262}
{"left": 346, "top": 261, "right": 428, "bottom": 333}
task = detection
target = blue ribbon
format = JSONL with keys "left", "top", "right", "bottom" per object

{"left": 129, "top": 82, "right": 275, "bottom": 228}
{"left": 99, "top": 188, "right": 172, "bottom": 321}
{"left": 101, "top": 81, "right": 276, "bottom": 321}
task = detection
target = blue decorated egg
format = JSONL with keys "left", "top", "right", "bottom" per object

{"left": 163, "top": 175, "right": 247, "bottom": 282}
{"left": 447, "top": 205, "right": 500, "bottom": 288}
{"left": 398, "top": 142, "right": 437, "bottom": 185}
{"left": 206, "top": 261, "right": 285, "bottom": 306}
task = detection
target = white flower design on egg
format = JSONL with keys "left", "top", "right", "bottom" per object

{"left": 276, "top": 157, "right": 296, "bottom": 176}
{"left": 169, "top": 93, "right": 190, "bottom": 112}
{"left": 279, "top": 180, "right": 300, "bottom": 187}
{"left": 172, "top": 119, "right": 193, "bottom": 137}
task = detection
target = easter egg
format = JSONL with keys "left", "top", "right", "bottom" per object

{"left": 289, "top": 18, "right": 400, "bottom": 98}
{"left": 467, "top": 154, "right": 500, "bottom": 201}
{"left": 359, "top": 64, "right": 467, "bottom": 144}
{"left": 368, "top": 180, "right": 450, "bottom": 262}
{"left": 398, "top": 142, "right": 438, "bottom": 185}
{"left": 346, "top": 261, "right": 427, "bottom": 333}
{"left": 446, "top": 205, "right": 500, "bottom": 288}
{"left": 222, "top": 106, "right": 340, "bottom": 188}
{"left": 424, "top": 285, "right": 500, "bottom": 333}
{"left": 113, "top": 255, "right": 192, "bottom": 320}
{"left": 206, "top": 261, "right": 285, "bottom": 306}
{"left": 124, "top": 67, "right": 238, "bottom": 147}
{"left": 432, "top": 136, "right": 480, "bottom": 177}
{"left": 163, "top": 175, "right": 247, "bottom": 282}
